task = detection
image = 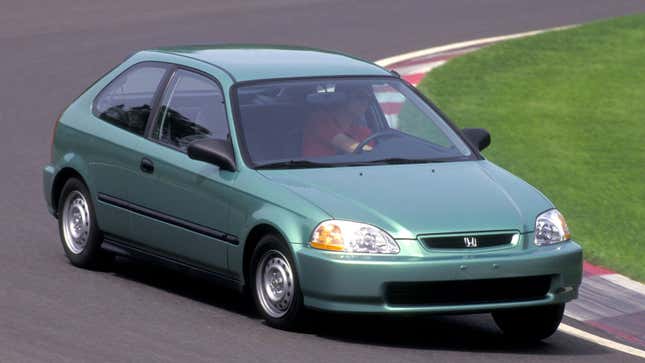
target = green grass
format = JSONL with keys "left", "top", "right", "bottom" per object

{"left": 417, "top": 14, "right": 645, "bottom": 281}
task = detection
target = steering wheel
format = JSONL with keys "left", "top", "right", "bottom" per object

{"left": 352, "top": 130, "right": 400, "bottom": 153}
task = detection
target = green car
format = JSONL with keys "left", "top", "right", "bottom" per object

{"left": 43, "top": 45, "right": 582, "bottom": 339}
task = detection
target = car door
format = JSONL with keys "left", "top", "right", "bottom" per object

{"left": 89, "top": 62, "right": 171, "bottom": 238}
{"left": 125, "top": 67, "right": 235, "bottom": 274}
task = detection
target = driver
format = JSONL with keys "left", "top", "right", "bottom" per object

{"left": 302, "top": 85, "right": 375, "bottom": 157}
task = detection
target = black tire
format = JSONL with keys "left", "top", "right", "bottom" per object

{"left": 249, "top": 234, "right": 305, "bottom": 330}
{"left": 57, "top": 178, "right": 110, "bottom": 269}
{"left": 492, "top": 303, "right": 565, "bottom": 341}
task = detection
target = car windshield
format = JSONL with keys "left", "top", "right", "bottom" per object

{"left": 234, "top": 77, "right": 475, "bottom": 168}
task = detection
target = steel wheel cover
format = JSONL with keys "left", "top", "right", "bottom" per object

{"left": 61, "top": 191, "right": 91, "bottom": 254}
{"left": 255, "top": 249, "right": 295, "bottom": 318}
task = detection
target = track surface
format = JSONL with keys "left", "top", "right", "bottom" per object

{"left": 1, "top": 1, "right": 644, "bottom": 361}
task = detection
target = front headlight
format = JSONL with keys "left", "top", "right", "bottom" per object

{"left": 534, "top": 209, "right": 571, "bottom": 246}
{"left": 309, "top": 220, "right": 400, "bottom": 254}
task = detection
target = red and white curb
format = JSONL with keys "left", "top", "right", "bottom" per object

{"left": 373, "top": 28, "right": 574, "bottom": 126}
{"left": 375, "top": 26, "right": 575, "bottom": 85}
{"left": 376, "top": 27, "right": 645, "bottom": 358}
{"left": 570, "top": 263, "right": 645, "bottom": 348}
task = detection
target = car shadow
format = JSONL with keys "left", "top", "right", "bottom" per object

{"left": 306, "top": 312, "right": 563, "bottom": 354}
{"left": 108, "top": 256, "right": 256, "bottom": 318}
{"left": 107, "top": 256, "right": 608, "bottom": 356}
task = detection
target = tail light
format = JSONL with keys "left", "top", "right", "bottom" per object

{"left": 50, "top": 111, "right": 64, "bottom": 162}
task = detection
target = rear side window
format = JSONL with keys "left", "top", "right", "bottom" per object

{"left": 94, "top": 63, "right": 167, "bottom": 136}
{"left": 151, "top": 69, "right": 229, "bottom": 150}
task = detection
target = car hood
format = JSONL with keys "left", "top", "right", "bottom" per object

{"left": 257, "top": 160, "right": 553, "bottom": 239}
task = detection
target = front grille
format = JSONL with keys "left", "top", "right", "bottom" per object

{"left": 385, "top": 275, "right": 551, "bottom": 306}
{"left": 421, "top": 233, "right": 515, "bottom": 249}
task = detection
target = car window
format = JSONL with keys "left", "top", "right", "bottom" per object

{"left": 151, "top": 69, "right": 229, "bottom": 150}
{"left": 235, "top": 78, "right": 473, "bottom": 168}
{"left": 94, "top": 63, "right": 167, "bottom": 136}
{"left": 373, "top": 83, "right": 452, "bottom": 147}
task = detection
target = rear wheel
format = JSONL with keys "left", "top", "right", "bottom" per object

{"left": 492, "top": 303, "right": 565, "bottom": 341}
{"left": 57, "top": 178, "right": 110, "bottom": 268}
{"left": 250, "top": 234, "right": 305, "bottom": 330}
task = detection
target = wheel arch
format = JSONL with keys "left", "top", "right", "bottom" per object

{"left": 242, "top": 223, "right": 286, "bottom": 288}
{"left": 234, "top": 200, "right": 322, "bottom": 286}
{"left": 51, "top": 167, "right": 89, "bottom": 216}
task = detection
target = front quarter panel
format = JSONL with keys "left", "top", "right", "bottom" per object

{"left": 225, "top": 169, "right": 331, "bottom": 280}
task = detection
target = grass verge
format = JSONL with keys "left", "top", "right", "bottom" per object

{"left": 418, "top": 14, "right": 645, "bottom": 281}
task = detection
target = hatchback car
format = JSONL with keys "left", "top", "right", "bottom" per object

{"left": 44, "top": 45, "right": 582, "bottom": 340}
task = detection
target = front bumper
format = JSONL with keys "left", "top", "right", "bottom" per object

{"left": 294, "top": 237, "right": 582, "bottom": 314}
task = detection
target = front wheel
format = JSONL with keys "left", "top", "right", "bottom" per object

{"left": 250, "top": 234, "right": 305, "bottom": 330}
{"left": 492, "top": 303, "right": 565, "bottom": 341}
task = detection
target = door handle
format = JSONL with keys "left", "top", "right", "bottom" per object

{"left": 140, "top": 157, "right": 154, "bottom": 174}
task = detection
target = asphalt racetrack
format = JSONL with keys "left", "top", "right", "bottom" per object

{"left": 1, "top": 1, "right": 644, "bottom": 361}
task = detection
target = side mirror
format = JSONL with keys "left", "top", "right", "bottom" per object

{"left": 187, "top": 138, "right": 236, "bottom": 171}
{"left": 462, "top": 128, "right": 491, "bottom": 151}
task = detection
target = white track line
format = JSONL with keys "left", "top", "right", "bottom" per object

{"left": 559, "top": 324, "right": 645, "bottom": 358}
{"left": 393, "top": 60, "right": 447, "bottom": 77}
{"left": 375, "top": 25, "right": 576, "bottom": 67}
{"left": 601, "top": 274, "right": 645, "bottom": 295}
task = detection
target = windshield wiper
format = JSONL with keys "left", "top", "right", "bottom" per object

{"left": 255, "top": 160, "right": 335, "bottom": 169}
{"left": 352, "top": 157, "right": 455, "bottom": 165}
{"left": 256, "top": 157, "right": 463, "bottom": 169}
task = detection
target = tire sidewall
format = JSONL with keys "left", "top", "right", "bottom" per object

{"left": 57, "top": 178, "right": 104, "bottom": 267}
{"left": 250, "top": 234, "right": 304, "bottom": 330}
{"left": 493, "top": 303, "right": 565, "bottom": 341}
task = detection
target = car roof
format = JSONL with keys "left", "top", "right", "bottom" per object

{"left": 146, "top": 44, "right": 392, "bottom": 82}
